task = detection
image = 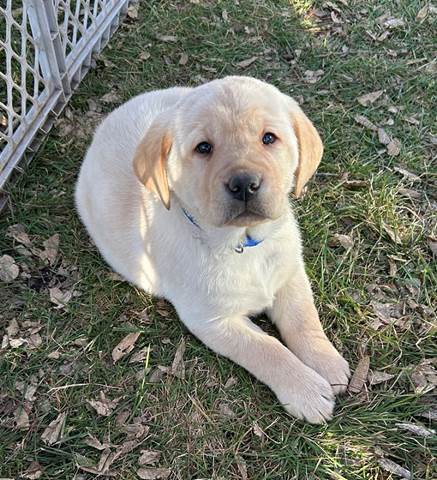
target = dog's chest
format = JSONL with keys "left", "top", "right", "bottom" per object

{"left": 201, "top": 243, "right": 289, "bottom": 315}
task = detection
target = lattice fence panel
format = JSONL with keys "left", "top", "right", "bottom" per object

{"left": 0, "top": 0, "right": 131, "bottom": 199}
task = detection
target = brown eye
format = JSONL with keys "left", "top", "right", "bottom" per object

{"left": 262, "top": 132, "right": 276, "bottom": 145}
{"left": 195, "top": 142, "right": 213, "bottom": 154}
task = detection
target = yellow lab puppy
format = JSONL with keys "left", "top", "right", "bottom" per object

{"left": 75, "top": 76, "right": 350, "bottom": 423}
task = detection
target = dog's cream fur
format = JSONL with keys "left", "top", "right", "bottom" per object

{"left": 75, "top": 76, "right": 350, "bottom": 423}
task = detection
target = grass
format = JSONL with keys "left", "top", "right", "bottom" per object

{"left": 1, "top": 1, "right": 436, "bottom": 479}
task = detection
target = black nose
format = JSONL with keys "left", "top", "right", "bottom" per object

{"left": 226, "top": 173, "right": 262, "bottom": 202}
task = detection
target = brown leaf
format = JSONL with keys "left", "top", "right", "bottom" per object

{"left": 218, "top": 402, "right": 236, "bottom": 417}
{"left": 236, "top": 56, "right": 258, "bottom": 69}
{"left": 393, "top": 167, "right": 420, "bottom": 182}
{"left": 24, "top": 384, "right": 38, "bottom": 402}
{"left": 371, "top": 301, "right": 402, "bottom": 324}
{"left": 377, "top": 458, "right": 411, "bottom": 479}
{"left": 14, "top": 405, "right": 30, "bottom": 430}
{"left": 368, "top": 370, "right": 395, "bottom": 385}
{"left": 101, "top": 92, "right": 121, "bottom": 104}
{"left": 377, "top": 128, "right": 391, "bottom": 145}
{"left": 39, "top": 234, "right": 59, "bottom": 265}
{"left": 252, "top": 422, "right": 265, "bottom": 438}
{"left": 112, "top": 332, "right": 141, "bottom": 363}
{"left": 427, "top": 238, "right": 437, "bottom": 255}
{"left": 22, "top": 461, "right": 43, "bottom": 479}
{"left": 396, "top": 422, "right": 435, "bottom": 437}
{"left": 383, "top": 17, "right": 405, "bottom": 28}
{"left": 49, "top": 287, "right": 73, "bottom": 309}
{"left": 149, "top": 366, "right": 169, "bottom": 383}
{"left": 139, "top": 51, "right": 151, "bottom": 61}
{"left": 348, "top": 355, "right": 370, "bottom": 394}
{"left": 332, "top": 233, "right": 354, "bottom": 249}
{"left": 357, "top": 90, "right": 383, "bottom": 106}
{"left": 416, "top": 5, "right": 429, "bottom": 21}
{"left": 179, "top": 53, "right": 188, "bottom": 65}
{"left": 138, "top": 450, "right": 161, "bottom": 466}
{"left": 381, "top": 222, "right": 402, "bottom": 244}
{"left": 84, "top": 434, "right": 114, "bottom": 450}
{"left": 303, "top": 69, "right": 324, "bottom": 84}
{"left": 6, "top": 224, "right": 33, "bottom": 247}
{"left": 411, "top": 359, "right": 437, "bottom": 393}
{"left": 87, "top": 391, "right": 120, "bottom": 417}
{"left": 398, "top": 188, "right": 421, "bottom": 199}
{"left": 171, "top": 337, "right": 186, "bottom": 379}
{"left": 386, "top": 138, "right": 401, "bottom": 156}
{"left": 41, "top": 412, "right": 66, "bottom": 445}
{"left": 127, "top": 5, "right": 139, "bottom": 20}
{"left": 224, "top": 376, "right": 238, "bottom": 389}
{"left": 354, "top": 114, "right": 377, "bottom": 131}
{"left": 123, "top": 422, "right": 150, "bottom": 440}
{"left": 129, "top": 348, "right": 148, "bottom": 364}
{"left": 0, "top": 255, "right": 19, "bottom": 282}
{"left": 6, "top": 318, "right": 19, "bottom": 337}
{"left": 137, "top": 467, "right": 171, "bottom": 479}
{"left": 155, "top": 34, "right": 177, "bottom": 42}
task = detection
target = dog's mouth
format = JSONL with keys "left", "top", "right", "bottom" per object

{"left": 224, "top": 207, "right": 270, "bottom": 227}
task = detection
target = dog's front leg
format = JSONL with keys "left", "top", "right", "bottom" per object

{"left": 182, "top": 314, "right": 335, "bottom": 423}
{"left": 268, "top": 265, "right": 350, "bottom": 394}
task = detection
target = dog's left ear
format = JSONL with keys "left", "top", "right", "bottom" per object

{"left": 289, "top": 101, "right": 323, "bottom": 198}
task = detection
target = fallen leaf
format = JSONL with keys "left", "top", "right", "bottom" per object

{"left": 411, "top": 359, "right": 437, "bottom": 393}
{"left": 14, "top": 405, "right": 30, "bottom": 430}
{"left": 137, "top": 467, "right": 171, "bottom": 479}
{"left": 224, "top": 376, "right": 238, "bottom": 389}
{"left": 332, "top": 233, "right": 354, "bottom": 249}
{"left": 387, "top": 138, "right": 401, "bottom": 156}
{"left": 368, "top": 370, "right": 395, "bottom": 385}
{"left": 101, "top": 91, "right": 121, "bottom": 104}
{"left": 357, "top": 90, "right": 383, "bottom": 106}
{"left": 218, "top": 402, "right": 236, "bottom": 417}
{"left": 179, "top": 53, "right": 188, "bottom": 65}
{"left": 377, "top": 128, "right": 391, "bottom": 145}
{"left": 39, "top": 234, "right": 59, "bottom": 265}
{"left": 155, "top": 34, "right": 177, "bottom": 42}
{"left": 382, "top": 222, "right": 402, "bottom": 244}
{"left": 49, "top": 287, "right": 73, "bottom": 309}
{"left": 354, "top": 114, "right": 377, "bottom": 131}
{"left": 383, "top": 17, "right": 405, "bottom": 29}
{"left": 6, "top": 224, "right": 33, "bottom": 247}
{"left": 393, "top": 167, "right": 420, "bottom": 182}
{"left": 171, "top": 337, "right": 186, "bottom": 379}
{"left": 398, "top": 188, "right": 421, "bottom": 199}
{"left": 303, "top": 69, "right": 324, "bottom": 84}
{"left": 149, "top": 366, "right": 168, "bottom": 383}
{"left": 6, "top": 318, "right": 19, "bottom": 336}
{"left": 377, "top": 458, "right": 411, "bottom": 479}
{"left": 371, "top": 301, "right": 402, "bottom": 324}
{"left": 252, "top": 422, "right": 264, "bottom": 438}
{"left": 139, "top": 51, "right": 151, "bottom": 61}
{"left": 396, "top": 422, "right": 435, "bottom": 437}
{"left": 127, "top": 5, "right": 138, "bottom": 19}
{"left": 348, "top": 356, "right": 370, "bottom": 394}
{"left": 41, "top": 412, "right": 66, "bottom": 445}
{"left": 24, "top": 384, "right": 38, "bottom": 402}
{"left": 112, "top": 332, "right": 141, "bottom": 363}
{"left": 87, "top": 392, "right": 120, "bottom": 417}
{"left": 0, "top": 255, "right": 19, "bottom": 282}
{"left": 416, "top": 4, "right": 429, "bottom": 21}
{"left": 138, "top": 450, "right": 161, "bottom": 466}
{"left": 22, "top": 461, "right": 43, "bottom": 479}
{"left": 9, "top": 338, "right": 27, "bottom": 348}
{"left": 236, "top": 56, "right": 258, "bottom": 69}
{"left": 427, "top": 238, "right": 437, "bottom": 255}
{"left": 123, "top": 422, "right": 150, "bottom": 440}
{"left": 236, "top": 457, "right": 248, "bottom": 480}
{"left": 84, "top": 434, "right": 114, "bottom": 451}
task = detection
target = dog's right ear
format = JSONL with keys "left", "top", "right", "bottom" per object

{"left": 133, "top": 118, "right": 172, "bottom": 209}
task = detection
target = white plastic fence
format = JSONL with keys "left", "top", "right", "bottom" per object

{"left": 0, "top": 0, "right": 131, "bottom": 198}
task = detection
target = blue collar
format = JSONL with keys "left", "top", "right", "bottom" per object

{"left": 181, "top": 207, "right": 263, "bottom": 253}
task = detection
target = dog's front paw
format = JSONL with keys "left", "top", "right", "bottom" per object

{"left": 299, "top": 338, "right": 351, "bottom": 395}
{"left": 277, "top": 367, "right": 335, "bottom": 424}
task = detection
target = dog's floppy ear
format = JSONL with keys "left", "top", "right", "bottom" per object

{"left": 133, "top": 118, "right": 172, "bottom": 209}
{"left": 289, "top": 102, "right": 323, "bottom": 198}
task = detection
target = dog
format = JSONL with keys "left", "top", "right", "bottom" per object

{"left": 75, "top": 76, "right": 350, "bottom": 423}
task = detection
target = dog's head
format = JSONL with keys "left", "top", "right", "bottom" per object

{"left": 133, "top": 76, "right": 323, "bottom": 227}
